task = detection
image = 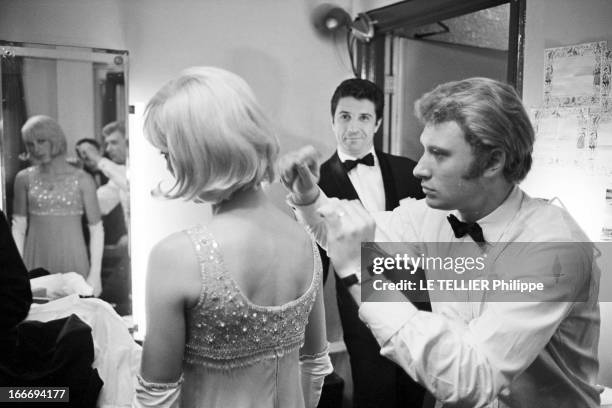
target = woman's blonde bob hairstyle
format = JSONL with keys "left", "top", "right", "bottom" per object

{"left": 21, "top": 115, "right": 68, "bottom": 157}
{"left": 144, "top": 67, "right": 279, "bottom": 204}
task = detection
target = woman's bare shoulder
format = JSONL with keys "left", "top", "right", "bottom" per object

{"left": 14, "top": 167, "right": 33, "bottom": 182}
{"left": 147, "top": 230, "right": 202, "bottom": 301}
{"left": 74, "top": 168, "right": 96, "bottom": 185}
{"left": 151, "top": 230, "right": 199, "bottom": 269}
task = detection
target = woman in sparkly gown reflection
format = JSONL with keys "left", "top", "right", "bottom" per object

{"left": 11, "top": 115, "right": 104, "bottom": 296}
{"left": 134, "top": 67, "right": 332, "bottom": 408}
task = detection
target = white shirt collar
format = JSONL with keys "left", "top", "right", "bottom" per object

{"left": 337, "top": 147, "right": 377, "bottom": 165}
{"left": 451, "top": 185, "right": 524, "bottom": 243}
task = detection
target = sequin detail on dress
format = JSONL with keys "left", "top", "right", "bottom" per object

{"left": 27, "top": 167, "right": 84, "bottom": 216}
{"left": 183, "top": 225, "right": 322, "bottom": 370}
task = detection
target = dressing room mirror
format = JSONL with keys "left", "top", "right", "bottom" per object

{"left": 0, "top": 41, "right": 131, "bottom": 315}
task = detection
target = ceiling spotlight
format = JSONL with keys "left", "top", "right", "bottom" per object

{"left": 313, "top": 4, "right": 352, "bottom": 33}
{"left": 312, "top": 3, "right": 375, "bottom": 43}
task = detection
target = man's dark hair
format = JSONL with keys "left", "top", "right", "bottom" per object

{"left": 330, "top": 78, "right": 384, "bottom": 121}
{"left": 75, "top": 138, "right": 101, "bottom": 150}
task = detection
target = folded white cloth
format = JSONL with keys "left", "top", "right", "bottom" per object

{"left": 30, "top": 272, "right": 94, "bottom": 299}
{"left": 28, "top": 295, "right": 141, "bottom": 408}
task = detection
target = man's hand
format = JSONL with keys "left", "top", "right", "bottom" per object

{"left": 319, "top": 200, "right": 376, "bottom": 278}
{"left": 278, "top": 146, "right": 321, "bottom": 205}
{"left": 77, "top": 143, "right": 103, "bottom": 165}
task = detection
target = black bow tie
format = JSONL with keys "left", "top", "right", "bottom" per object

{"left": 342, "top": 153, "right": 374, "bottom": 172}
{"left": 447, "top": 214, "right": 486, "bottom": 243}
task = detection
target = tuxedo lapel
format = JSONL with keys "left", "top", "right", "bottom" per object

{"left": 325, "top": 152, "right": 360, "bottom": 200}
{"left": 376, "top": 150, "right": 400, "bottom": 211}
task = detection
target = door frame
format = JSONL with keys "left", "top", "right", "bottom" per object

{"left": 356, "top": 0, "right": 527, "bottom": 151}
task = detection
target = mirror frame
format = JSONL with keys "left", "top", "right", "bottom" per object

{"left": 0, "top": 41, "right": 131, "bottom": 314}
{"left": 0, "top": 40, "right": 129, "bottom": 212}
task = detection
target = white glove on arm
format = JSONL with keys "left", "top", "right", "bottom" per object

{"left": 132, "top": 375, "right": 182, "bottom": 408}
{"left": 11, "top": 215, "right": 27, "bottom": 257}
{"left": 300, "top": 344, "right": 333, "bottom": 408}
{"left": 87, "top": 221, "right": 104, "bottom": 296}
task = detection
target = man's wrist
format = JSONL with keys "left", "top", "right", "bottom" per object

{"left": 290, "top": 188, "right": 320, "bottom": 206}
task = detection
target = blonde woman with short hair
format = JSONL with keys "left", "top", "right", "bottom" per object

{"left": 12, "top": 115, "right": 104, "bottom": 295}
{"left": 135, "top": 67, "right": 331, "bottom": 408}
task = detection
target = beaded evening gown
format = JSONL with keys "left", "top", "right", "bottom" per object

{"left": 23, "top": 166, "right": 89, "bottom": 276}
{"left": 180, "top": 225, "right": 322, "bottom": 408}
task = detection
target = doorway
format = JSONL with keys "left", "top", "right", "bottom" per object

{"left": 357, "top": 0, "right": 526, "bottom": 159}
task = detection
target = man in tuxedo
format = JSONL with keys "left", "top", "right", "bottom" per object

{"left": 77, "top": 123, "right": 131, "bottom": 314}
{"left": 318, "top": 78, "right": 426, "bottom": 408}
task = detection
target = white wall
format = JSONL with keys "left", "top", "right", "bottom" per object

{"left": 522, "top": 0, "right": 612, "bottom": 108}
{"left": 520, "top": 0, "right": 612, "bottom": 386}
{"left": 0, "top": 0, "right": 125, "bottom": 49}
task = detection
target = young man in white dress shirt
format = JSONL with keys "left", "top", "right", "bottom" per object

{"left": 280, "top": 77, "right": 601, "bottom": 407}
{"left": 78, "top": 121, "right": 129, "bottom": 236}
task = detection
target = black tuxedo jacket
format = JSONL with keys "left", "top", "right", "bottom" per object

{"left": 317, "top": 150, "right": 431, "bottom": 408}
{"left": 0, "top": 210, "right": 32, "bottom": 331}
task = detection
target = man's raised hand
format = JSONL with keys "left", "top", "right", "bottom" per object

{"left": 318, "top": 199, "right": 376, "bottom": 278}
{"left": 278, "top": 146, "right": 321, "bottom": 205}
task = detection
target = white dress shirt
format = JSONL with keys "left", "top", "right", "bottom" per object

{"left": 97, "top": 158, "right": 130, "bottom": 237}
{"left": 337, "top": 148, "right": 385, "bottom": 212}
{"left": 291, "top": 186, "right": 601, "bottom": 407}
{"left": 97, "top": 177, "right": 122, "bottom": 216}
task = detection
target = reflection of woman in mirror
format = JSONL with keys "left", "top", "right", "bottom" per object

{"left": 134, "top": 67, "right": 331, "bottom": 408}
{"left": 11, "top": 115, "right": 104, "bottom": 296}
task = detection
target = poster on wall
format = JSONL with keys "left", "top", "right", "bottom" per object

{"left": 533, "top": 41, "right": 612, "bottom": 240}
{"left": 543, "top": 41, "right": 607, "bottom": 108}
{"left": 534, "top": 40, "right": 612, "bottom": 175}
{"left": 530, "top": 107, "right": 611, "bottom": 173}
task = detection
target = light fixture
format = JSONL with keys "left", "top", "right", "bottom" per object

{"left": 312, "top": 4, "right": 375, "bottom": 42}
{"left": 313, "top": 5, "right": 351, "bottom": 32}
{"left": 351, "top": 13, "right": 375, "bottom": 42}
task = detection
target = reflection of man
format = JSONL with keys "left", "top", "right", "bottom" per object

{"left": 78, "top": 121, "right": 129, "bottom": 234}
{"left": 76, "top": 138, "right": 104, "bottom": 184}
{"left": 317, "top": 78, "right": 426, "bottom": 408}
{"left": 281, "top": 78, "right": 600, "bottom": 407}
{"left": 76, "top": 138, "right": 127, "bottom": 245}
{"left": 78, "top": 122, "right": 131, "bottom": 314}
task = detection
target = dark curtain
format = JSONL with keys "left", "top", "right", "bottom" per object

{"left": 1, "top": 56, "right": 28, "bottom": 219}
{"left": 99, "top": 70, "right": 130, "bottom": 316}
{"left": 102, "top": 72, "right": 124, "bottom": 125}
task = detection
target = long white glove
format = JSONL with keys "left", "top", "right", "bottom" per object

{"left": 300, "top": 345, "right": 333, "bottom": 408}
{"left": 11, "top": 215, "right": 27, "bottom": 257}
{"left": 87, "top": 221, "right": 104, "bottom": 296}
{"left": 132, "top": 375, "right": 182, "bottom": 408}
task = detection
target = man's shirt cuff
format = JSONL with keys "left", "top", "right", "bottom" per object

{"left": 359, "top": 301, "right": 419, "bottom": 346}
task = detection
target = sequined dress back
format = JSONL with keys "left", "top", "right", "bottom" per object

{"left": 181, "top": 225, "right": 322, "bottom": 408}
{"left": 23, "top": 166, "right": 89, "bottom": 276}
